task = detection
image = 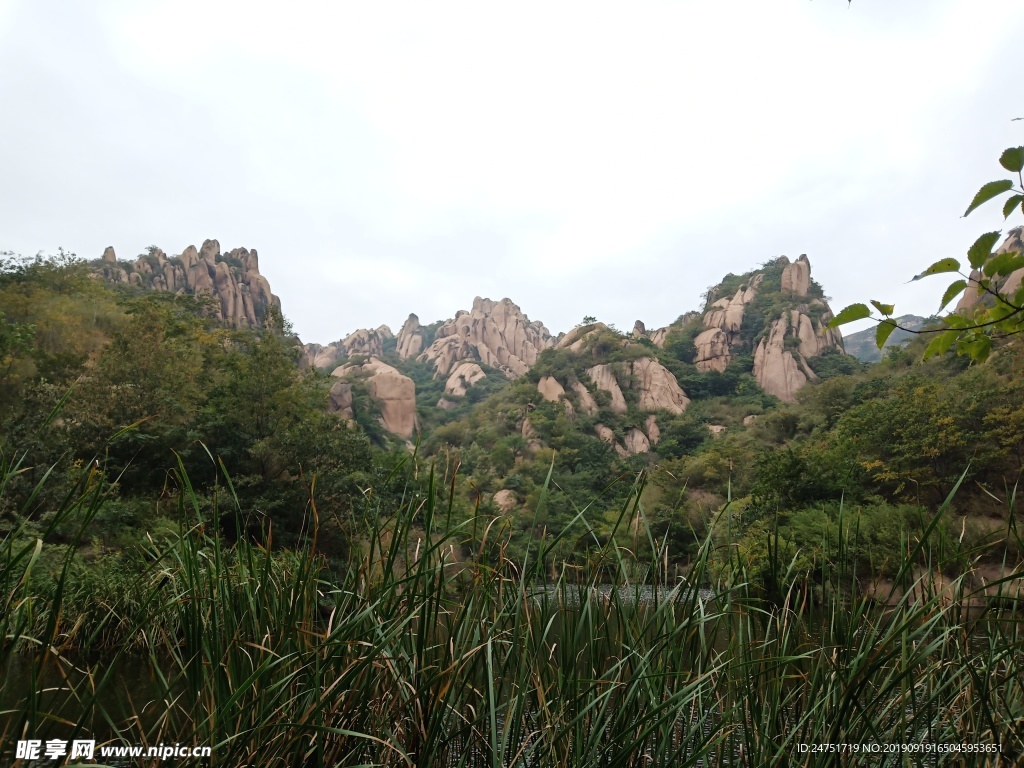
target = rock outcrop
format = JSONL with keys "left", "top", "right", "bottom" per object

{"left": 493, "top": 489, "right": 517, "bottom": 513}
{"left": 753, "top": 317, "right": 816, "bottom": 402}
{"left": 327, "top": 380, "right": 354, "bottom": 420}
{"left": 555, "top": 322, "right": 609, "bottom": 351}
{"left": 571, "top": 382, "right": 599, "bottom": 416}
{"left": 957, "top": 227, "right": 1024, "bottom": 313}
{"left": 631, "top": 357, "right": 690, "bottom": 414}
{"left": 586, "top": 364, "right": 628, "bottom": 414}
{"left": 302, "top": 325, "right": 396, "bottom": 371}
{"left": 419, "top": 297, "right": 553, "bottom": 379}
{"left": 331, "top": 357, "right": 419, "bottom": 438}
{"left": 445, "top": 362, "right": 486, "bottom": 397}
{"left": 694, "top": 256, "right": 844, "bottom": 400}
{"left": 537, "top": 376, "right": 566, "bottom": 402}
{"left": 95, "top": 240, "right": 281, "bottom": 328}
{"left": 781, "top": 255, "right": 810, "bottom": 296}
{"left": 396, "top": 313, "right": 427, "bottom": 359}
{"left": 624, "top": 428, "right": 650, "bottom": 454}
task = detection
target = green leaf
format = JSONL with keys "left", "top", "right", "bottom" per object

{"left": 999, "top": 147, "right": 1024, "bottom": 173}
{"left": 938, "top": 279, "right": 967, "bottom": 312}
{"left": 911, "top": 258, "right": 960, "bottom": 281}
{"left": 983, "top": 250, "right": 1024, "bottom": 278}
{"left": 829, "top": 303, "right": 871, "bottom": 328}
{"left": 875, "top": 320, "right": 898, "bottom": 349}
{"left": 958, "top": 334, "right": 992, "bottom": 363}
{"left": 1003, "top": 194, "right": 1024, "bottom": 219}
{"left": 923, "top": 329, "right": 960, "bottom": 360}
{"left": 870, "top": 300, "right": 894, "bottom": 316}
{"left": 964, "top": 180, "right": 1014, "bottom": 217}
{"left": 967, "top": 231, "right": 1001, "bottom": 269}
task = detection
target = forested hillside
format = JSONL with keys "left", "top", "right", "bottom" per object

{"left": 2, "top": 243, "right": 1021, "bottom": 597}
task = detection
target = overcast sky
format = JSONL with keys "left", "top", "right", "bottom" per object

{"left": 2, "top": 1, "right": 1022, "bottom": 343}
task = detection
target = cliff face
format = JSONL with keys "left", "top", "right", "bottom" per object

{"left": 418, "top": 297, "right": 554, "bottom": 379}
{"left": 96, "top": 240, "right": 280, "bottom": 327}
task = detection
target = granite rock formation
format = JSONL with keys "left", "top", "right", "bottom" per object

{"left": 331, "top": 357, "right": 419, "bottom": 438}
{"left": 419, "top": 297, "right": 553, "bottom": 378}
{"left": 95, "top": 239, "right": 280, "bottom": 328}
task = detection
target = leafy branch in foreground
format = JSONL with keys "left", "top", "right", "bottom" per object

{"left": 831, "top": 142, "right": 1024, "bottom": 363}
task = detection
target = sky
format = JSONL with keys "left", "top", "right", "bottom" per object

{"left": 2, "top": 0, "right": 1023, "bottom": 344}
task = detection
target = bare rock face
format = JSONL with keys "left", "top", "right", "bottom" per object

{"left": 704, "top": 274, "right": 763, "bottom": 335}
{"left": 624, "top": 428, "right": 650, "bottom": 454}
{"left": 419, "top": 297, "right": 553, "bottom": 379}
{"left": 555, "top": 322, "right": 608, "bottom": 351}
{"left": 331, "top": 357, "right": 419, "bottom": 438}
{"left": 571, "top": 382, "right": 599, "bottom": 416}
{"left": 445, "top": 362, "right": 486, "bottom": 397}
{"left": 781, "top": 255, "right": 811, "bottom": 296}
{"left": 493, "top": 489, "right": 517, "bottom": 513}
{"left": 594, "top": 423, "right": 628, "bottom": 457}
{"left": 631, "top": 357, "right": 690, "bottom": 414}
{"left": 753, "top": 317, "right": 811, "bottom": 402}
{"left": 647, "top": 327, "right": 669, "bottom": 348}
{"left": 644, "top": 415, "right": 660, "bottom": 446}
{"left": 537, "top": 376, "right": 566, "bottom": 402}
{"left": 586, "top": 364, "right": 628, "bottom": 414}
{"left": 693, "top": 328, "right": 731, "bottom": 373}
{"left": 327, "top": 380, "right": 354, "bottom": 420}
{"left": 300, "top": 342, "right": 343, "bottom": 371}
{"left": 632, "top": 320, "right": 647, "bottom": 337}
{"left": 341, "top": 327, "right": 386, "bottom": 358}
{"left": 707, "top": 424, "right": 726, "bottom": 437}
{"left": 957, "top": 227, "right": 1024, "bottom": 313}
{"left": 97, "top": 240, "right": 281, "bottom": 328}
{"left": 396, "top": 313, "right": 426, "bottom": 359}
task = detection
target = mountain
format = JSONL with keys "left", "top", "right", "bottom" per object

{"left": 307, "top": 252, "right": 855, "bottom": 445}
{"left": 843, "top": 314, "right": 929, "bottom": 362}
{"left": 93, "top": 239, "right": 281, "bottom": 328}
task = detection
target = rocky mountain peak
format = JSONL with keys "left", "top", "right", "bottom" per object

{"left": 418, "top": 296, "right": 553, "bottom": 379}
{"left": 93, "top": 239, "right": 280, "bottom": 328}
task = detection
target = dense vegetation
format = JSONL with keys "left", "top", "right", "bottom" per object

{"left": 2, "top": 250, "right": 1023, "bottom": 764}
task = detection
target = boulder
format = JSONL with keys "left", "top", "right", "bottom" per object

{"left": 571, "top": 381, "right": 599, "bottom": 416}
{"left": 102, "top": 246, "right": 117, "bottom": 263}
{"left": 586, "top": 364, "right": 628, "bottom": 414}
{"left": 630, "top": 357, "right": 689, "bottom": 414}
{"left": 707, "top": 424, "right": 726, "bottom": 437}
{"left": 693, "top": 328, "right": 731, "bottom": 372}
{"left": 327, "top": 380, "right": 354, "bottom": 419}
{"left": 332, "top": 357, "right": 419, "bottom": 438}
{"left": 445, "top": 362, "right": 486, "bottom": 396}
{"left": 537, "top": 376, "right": 565, "bottom": 402}
{"left": 493, "top": 489, "right": 517, "bottom": 513}
{"left": 645, "top": 415, "right": 661, "bottom": 446}
{"left": 624, "top": 428, "right": 650, "bottom": 454}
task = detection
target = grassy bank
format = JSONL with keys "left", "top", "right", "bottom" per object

{"left": 2, "top": 453, "right": 1022, "bottom": 767}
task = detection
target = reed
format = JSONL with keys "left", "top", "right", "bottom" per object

{"left": 1, "top": 452, "right": 1021, "bottom": 766}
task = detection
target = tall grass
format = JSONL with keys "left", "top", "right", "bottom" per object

{"left": 2, "top": 452, "right": 1022, "bottom": 766}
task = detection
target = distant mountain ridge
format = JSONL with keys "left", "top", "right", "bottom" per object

{"left": 844, "top": 315, "right": 930, "bottom": 362}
